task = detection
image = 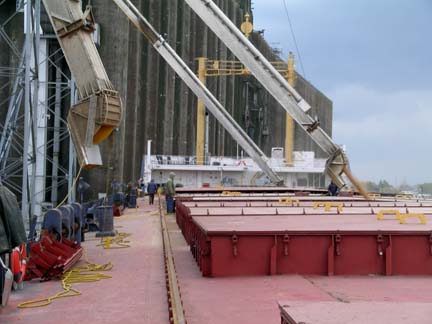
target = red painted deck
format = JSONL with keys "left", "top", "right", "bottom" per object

{"left": 1, "top": 195, "right": 432, "bottom": 323}
{"left": 1, "top": 197, "right": 168, "bottom": 324}
{"left": 166, "top": 215, "right": 432, "bottom": 324}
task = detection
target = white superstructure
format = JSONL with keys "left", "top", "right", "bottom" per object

{"left": 143, "top": 148, "right": 327, "bottom": 188}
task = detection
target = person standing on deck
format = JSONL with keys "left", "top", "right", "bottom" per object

{"left": 147, "top": 179, "right": 157, "bottom": 205}
{"left": 139, "top": 178, "right": 145, "bottom": 194}
{"left": 327, "top": 181, "right": 339, "bottom": 196}
{"left": 125, "top": 181, "right": 133, "bottom": 207}
{"left": 166, "top": 172, "right": 176, "bottom": 213}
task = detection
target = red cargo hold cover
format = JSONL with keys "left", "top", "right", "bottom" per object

{"left": 191, "top": 215, "right": 432, "bottom": 277}
{"left": 279, "top": 301, "right": 432, "bottom": 324}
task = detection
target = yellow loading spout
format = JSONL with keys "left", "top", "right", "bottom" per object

{"left": 67, "top": 91, "right": 123, "bottom": 169}
{"left": 325, "top": 149, "right": 370, "bottom": 200}
{"left": 42, "top": 0, "right": 123, "bottom": 169}
{"left": 92, "top": 92, "right": 123, "bottom": 144}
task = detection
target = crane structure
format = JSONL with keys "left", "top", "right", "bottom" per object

{"left": 183, "top": 0, "right": 368, "bottom": 197}
{"left": 194, "top": 52, "right": 296, "bottom": 167}
{"left": 40, "top": 0, "right": 284, "bottom": 185}
{"left": 111, "top": 0, "right": 283, "bottom": 185}
{"left": 41, "top": 0, "right": 123, "bottom": 169}
{"left": 41, "top": 0, "right": 369, "bottom": 197}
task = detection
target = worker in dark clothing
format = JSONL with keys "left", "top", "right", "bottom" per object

{"left": 327, "top": 181, "right": 339, "bottom": 196}
{"left": 125, "top": 181, "right": 133, "bottom": 208}
{"left": 166, "top": 172, "right": 176, "bottom": 213}
{"left": 147, "top": 179, "right": 157, "bottom": 205}
{"left": 139, "top": 178, "right": 145, "bottom": 195}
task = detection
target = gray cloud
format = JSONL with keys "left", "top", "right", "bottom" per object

{"left": 252, "top": 0, "right": 432, "bottom": 184}
{"left": 331, "top": 84, "right": 432, "bottom": 184}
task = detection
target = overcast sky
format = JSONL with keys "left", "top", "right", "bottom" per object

{"left": 252, "top": 0, "right": 432, "bottom": 185}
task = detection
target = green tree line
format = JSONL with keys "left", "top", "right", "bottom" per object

{"left": 362, "top": 180, "right": 432, "bottom": 195}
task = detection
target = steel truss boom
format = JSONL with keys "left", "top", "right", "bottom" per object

{"left": 184, "top": 0, "right": 366, "bottom": 194}
{"left": 112, "top": 0, "right": 283, "bottom": 186}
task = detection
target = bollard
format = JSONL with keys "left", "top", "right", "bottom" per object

{"left": 95, "top": 205, "right": 117, "bottom": 237}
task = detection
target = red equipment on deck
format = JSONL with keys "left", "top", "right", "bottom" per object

{"left": 113, "top": 205, "right": 124, "bottom": 217}
{"left": 25, "top": 232, "right": 83, "bottom": 281}
{"left": 10, "top": 244, "right": 27, "bottom": 284}
{"left": 175, "top": 197, "right": 432, "bottom": 277}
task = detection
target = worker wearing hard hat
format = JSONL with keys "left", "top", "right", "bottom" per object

{"left": 166, "top": 172, "right": 176, "bottom": 213}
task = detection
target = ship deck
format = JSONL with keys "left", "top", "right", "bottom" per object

{"left": 1, "top": 197, "right": 432, "bottom": 323}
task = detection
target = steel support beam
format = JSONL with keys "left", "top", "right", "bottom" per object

{"left": 284, "top": 52, "right": 295, "bottom": 166}
{"left": 51, "top": 66, "right": 61, "bottom": 204}
{"left": 21, "top": 0, "right": 33, "bottom": 227}
{"left": 32, "top": 37, "right": 47, "bottom": 218}
{"left": 196, "top": 57, "right": 206, "bottom": 165}
{"left": 0, "top": 51, "right": 25, "bottom": 171}
{"left": 30, "top": 0, "right": 43, "bottom": 219}
{"left": 68, "top": 77, "right": 77, "bottom": 203}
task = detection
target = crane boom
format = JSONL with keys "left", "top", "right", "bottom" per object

{"left": 112, "top": 0, "right": 284, "bottom": 185}
{"left": 184, "top": 0, "right": 368, "bottom": 197}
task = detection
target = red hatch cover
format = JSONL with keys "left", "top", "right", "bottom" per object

{"left": 279, "top": 301, "right": 432, "bottom": 324}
